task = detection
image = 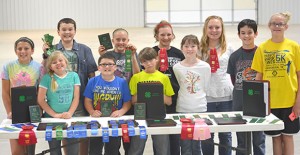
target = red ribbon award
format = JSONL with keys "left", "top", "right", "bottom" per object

{"left": 18, "top": 125, "right": 37, "bottom": 145}
{"left": 121, "top": 124, "right": 130, "bottom": 143}
{"left": 209, "top": 48, "right": 220, "bottom": 73}
{"left": 159, "top": 48, "right": 169, "bottom": 72}
{"left": 180, "top": 118, "right": 194, "bottom": 140}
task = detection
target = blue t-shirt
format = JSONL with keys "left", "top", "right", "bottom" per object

{"left": 39, "top": 72, "right": 81, "bottom": 117}
{"left": 84, "top": 75, "right": 131, "bottom": 110}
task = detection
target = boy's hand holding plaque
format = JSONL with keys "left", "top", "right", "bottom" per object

{"left": 42, "top": 34, "right": 55, "bottom": 56}
{"left": 98, "top": 33, "right": 113, "bottom": 50}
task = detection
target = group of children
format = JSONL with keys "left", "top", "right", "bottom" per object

{"left": 1, "top": 11, "right": 300, "bottom": 155}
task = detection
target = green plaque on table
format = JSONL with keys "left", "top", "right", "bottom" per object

{"left": 98, "top": 33, "right": 113, "bottom": 50}
{"left": 134, "top": 102, "right": 146, "bottom": 120}
{"left": 29, "top": 105, "right": 41, "bottom": 123}
{"left": 101, "top": 100, "right": 113, "bottom": 117}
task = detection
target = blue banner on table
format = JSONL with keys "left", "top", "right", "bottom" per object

{"left": 102, "top": 127, "right": 109, "bottom": 143}
{"left": 139, "top": 126, "right": 147, "bottom": 139}
{"left": 45, "top": 126, "right": 52, "bottom": 141}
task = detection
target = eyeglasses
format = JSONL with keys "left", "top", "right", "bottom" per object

{"left": 99, "top": 63, "right": 116, "bottom": 67}
{"left": 270, "top": 22, "right": 286, "bottom": 28}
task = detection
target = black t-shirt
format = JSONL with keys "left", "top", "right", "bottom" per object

{"left": 153, "top": 46, "right": 185, "bottom": 113}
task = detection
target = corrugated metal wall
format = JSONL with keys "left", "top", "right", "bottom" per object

{"left": 1, "top": 0, "right": 299, "bottom": 30}
{"left": 257, "top": 0, "right": 300, "bottom": 25}
{"left": 0, "top": 0, "right": 144, "bottom": 30}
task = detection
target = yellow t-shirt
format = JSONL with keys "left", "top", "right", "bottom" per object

{"left": 129, "top": 70, "right": 175, "bottom": 96}
{"left": 252, "top": 38, "right": 300, "bottom": 108}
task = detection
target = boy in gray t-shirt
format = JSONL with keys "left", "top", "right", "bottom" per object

{"left": 227, "top": 19, "right": 266, "bottom": 155}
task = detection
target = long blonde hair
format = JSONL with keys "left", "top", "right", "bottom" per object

{"left": 199, "top": 15, "right": 227, "bottom": 62}
{"left": 46, "top": 51, "right": 69, "bottom": 92}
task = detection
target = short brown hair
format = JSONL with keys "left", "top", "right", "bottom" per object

{"left": 57, "top": 18, "right": 76, "bottom": 30}
{"left": 138, "top": 47, "right": 157, "bottom": 62}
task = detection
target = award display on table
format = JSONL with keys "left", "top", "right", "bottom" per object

{"left": 71, "top": 121, "right": 101, "bottom": 129}
{"left": 137, "top": 81, "right": 166, "bottom": 120}
{"left": 242, "top": 80, "right": 270, "bottom": 117}
{"left": 37, "top": 122, "right": 68, "bottom": 130}
{"left": 11, "top": 86, "right": 37, "bottom": 124}
{"left": 134, "top": 102, "right": 146, "bottom": 120}
{"left": 108, "top": 119, "right": 139, "bottom": 128}
{"left": 98, "top": 33, "right": 113, "bottom": 50}
{"left": 213, "top": 117, "right": 247, "bottom": 125}
{"left": 146, "top": 119, "right": 177, "bottom": 127}
{"left": 29, "top": 105, "right": 41, "bottom": 123}
{"left": 42, "top": 34, "right": 55, "bottom": 56}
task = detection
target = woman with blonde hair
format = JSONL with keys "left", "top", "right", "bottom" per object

{"left": 199, "top": 15, "right": 234, "bottom": 155}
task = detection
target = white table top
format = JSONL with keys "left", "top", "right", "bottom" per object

{"left": 0, "top": 112, "right": 284, "bottom": 139}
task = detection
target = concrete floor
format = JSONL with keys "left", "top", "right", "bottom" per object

{"left": 0, "top": 25, "right": 300, "bottom": 154}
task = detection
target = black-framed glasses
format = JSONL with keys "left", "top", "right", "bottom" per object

{"left": 270, "top": 22, "right": 286, "bottom": 28}
{"left": 99, "top": 63, "right": 116, "bottom": 67}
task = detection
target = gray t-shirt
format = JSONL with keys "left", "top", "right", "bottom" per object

{"left": 107, "top": 50, "right": 140, "bottom": 82}
{"left": 227, "top": 46, "right": 257, "bottom": 110}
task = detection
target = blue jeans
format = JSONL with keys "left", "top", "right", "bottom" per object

{"left": 169, "top": 134, "right": 180, "bottom": 155}
{"left": 236, "top": 132, "right": 265, "bottom": 155}
{"left": 129, "top": 135, "right": 170, "bottom": 155}
{"left": 89, "top": 137, "right": 122, "bottom": 155}
{"left": 153, "top": 134, "right": 180, "bottom": 155}
{"left": 202, "top": 101, "right": 233, "bottom": 155}
{"left": 48, "top": 138, "right": 79, "bottom": 155}
{"left": 181, "top": 139, "right": 202, "bottom": 155}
